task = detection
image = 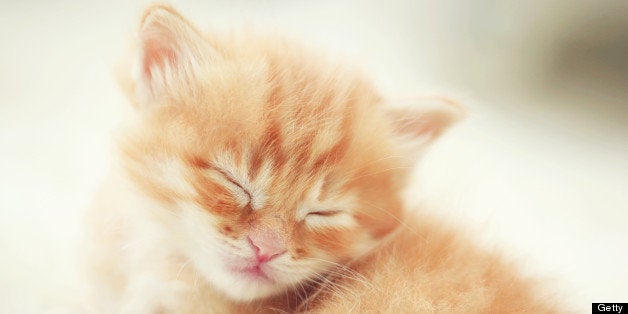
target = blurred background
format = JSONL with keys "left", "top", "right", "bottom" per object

{"left": 0, "top": 0, "right": 626, "bottom": 312}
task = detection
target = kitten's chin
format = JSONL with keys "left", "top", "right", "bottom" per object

{"left": 220, "top": 279, "right": 284, "bottom": 302}
{"left": 198, "top": 263, "right": 288, "bottom": 301}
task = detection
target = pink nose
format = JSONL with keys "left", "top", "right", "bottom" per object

{"left": 247, "top": 228, "right": 287, "bottom": 263}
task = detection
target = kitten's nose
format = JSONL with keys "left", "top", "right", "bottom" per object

{"left": 247, "top": 228, "right": 287, "bottom": 263}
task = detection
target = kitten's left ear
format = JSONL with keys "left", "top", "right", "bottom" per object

{"left": 130, "top": 5, "right": 218, "bottom": 106}
{"left": 385, "top": 96, "right": 466, "bottom": 155}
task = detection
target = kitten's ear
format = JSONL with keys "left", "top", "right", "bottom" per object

{"left": 385, "top": 96, "right": 466, "bottom": 155}
{"left": 131, "top": 5, "right": 217, "bottom": 106}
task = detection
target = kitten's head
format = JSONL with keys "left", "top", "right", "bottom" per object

{"left": 118, "top": 5, "right": 464, "bottom": 301}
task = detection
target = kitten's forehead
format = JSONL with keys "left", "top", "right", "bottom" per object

{"left": 201, "top": 39, "right": 379, "bottom": 167}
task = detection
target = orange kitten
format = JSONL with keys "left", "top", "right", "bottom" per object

{"left": 85, "top": 5, "right": 556, "bottom": 313}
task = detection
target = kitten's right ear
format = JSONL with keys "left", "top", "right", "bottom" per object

{"left": 128, "top": 5, "right": 217, "bottom": 106}
{"left": 385, "top": 96, "right": 466, "bottom": 158}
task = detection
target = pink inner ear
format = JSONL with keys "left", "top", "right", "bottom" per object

{"left": 142, "top": 37, "right": 179, "bottom": 79}
{"left": 388, "top": 97, "right": 466, "bottom": 143}
{"left": 406, "top": 111, "right": 452, "bottom": 139}
{"left": 392, "top": 110, "right": 447, "bottom": 140}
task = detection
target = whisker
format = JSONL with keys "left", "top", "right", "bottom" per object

{"left": 175, "top": 258, "right": 191, "bottom": 280}
{"left": 347, "top": 166, "right": 414, "bottom": 181}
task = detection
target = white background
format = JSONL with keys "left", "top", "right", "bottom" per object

{"left": 1, "top": 1, "right": 626, "bottom": 312}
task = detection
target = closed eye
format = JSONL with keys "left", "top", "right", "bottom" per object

{"left": 304, "top": 208, "right": 354, "bottom": 228}
{"left": 206, "top": 166, "right": 252, "bottom": 208}
{"left": 307, "top": 210, "right": 342, "bottom": 217}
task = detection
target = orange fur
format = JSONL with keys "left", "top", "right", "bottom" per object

{"left": 297, "top": 213, "right": 557, "bottom": 313}
{"left": 85, "top": 5, "right": 557, "bottom": 313}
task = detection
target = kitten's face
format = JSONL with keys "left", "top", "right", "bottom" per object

{"left": 125, "top": 106, "right": 403, "bottom": 300}
{"left": 118, "top": 6, "right": 462, "bottom": 301}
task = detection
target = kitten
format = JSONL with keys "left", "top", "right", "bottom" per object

{"left": 85, "top": 5, "right": 556, "bottom": 313}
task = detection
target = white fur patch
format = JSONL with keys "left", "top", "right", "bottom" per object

{"left": 148, "top": 158, "right": 196, "bottom": 196}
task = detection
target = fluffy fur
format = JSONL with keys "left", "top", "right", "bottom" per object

{"left": 85, "top": 5, "right": 556, "bottom": 313}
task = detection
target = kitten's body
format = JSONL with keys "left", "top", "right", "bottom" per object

{"left": 300, "top": 215, "right": 554, "bottom": 313}
{"left": 85, "top": 5, "right": 556, "bottom": 313}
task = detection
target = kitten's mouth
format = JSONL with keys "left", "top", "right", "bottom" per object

{"left": 233, "top": 264, "right": 274, "bottom": 282}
